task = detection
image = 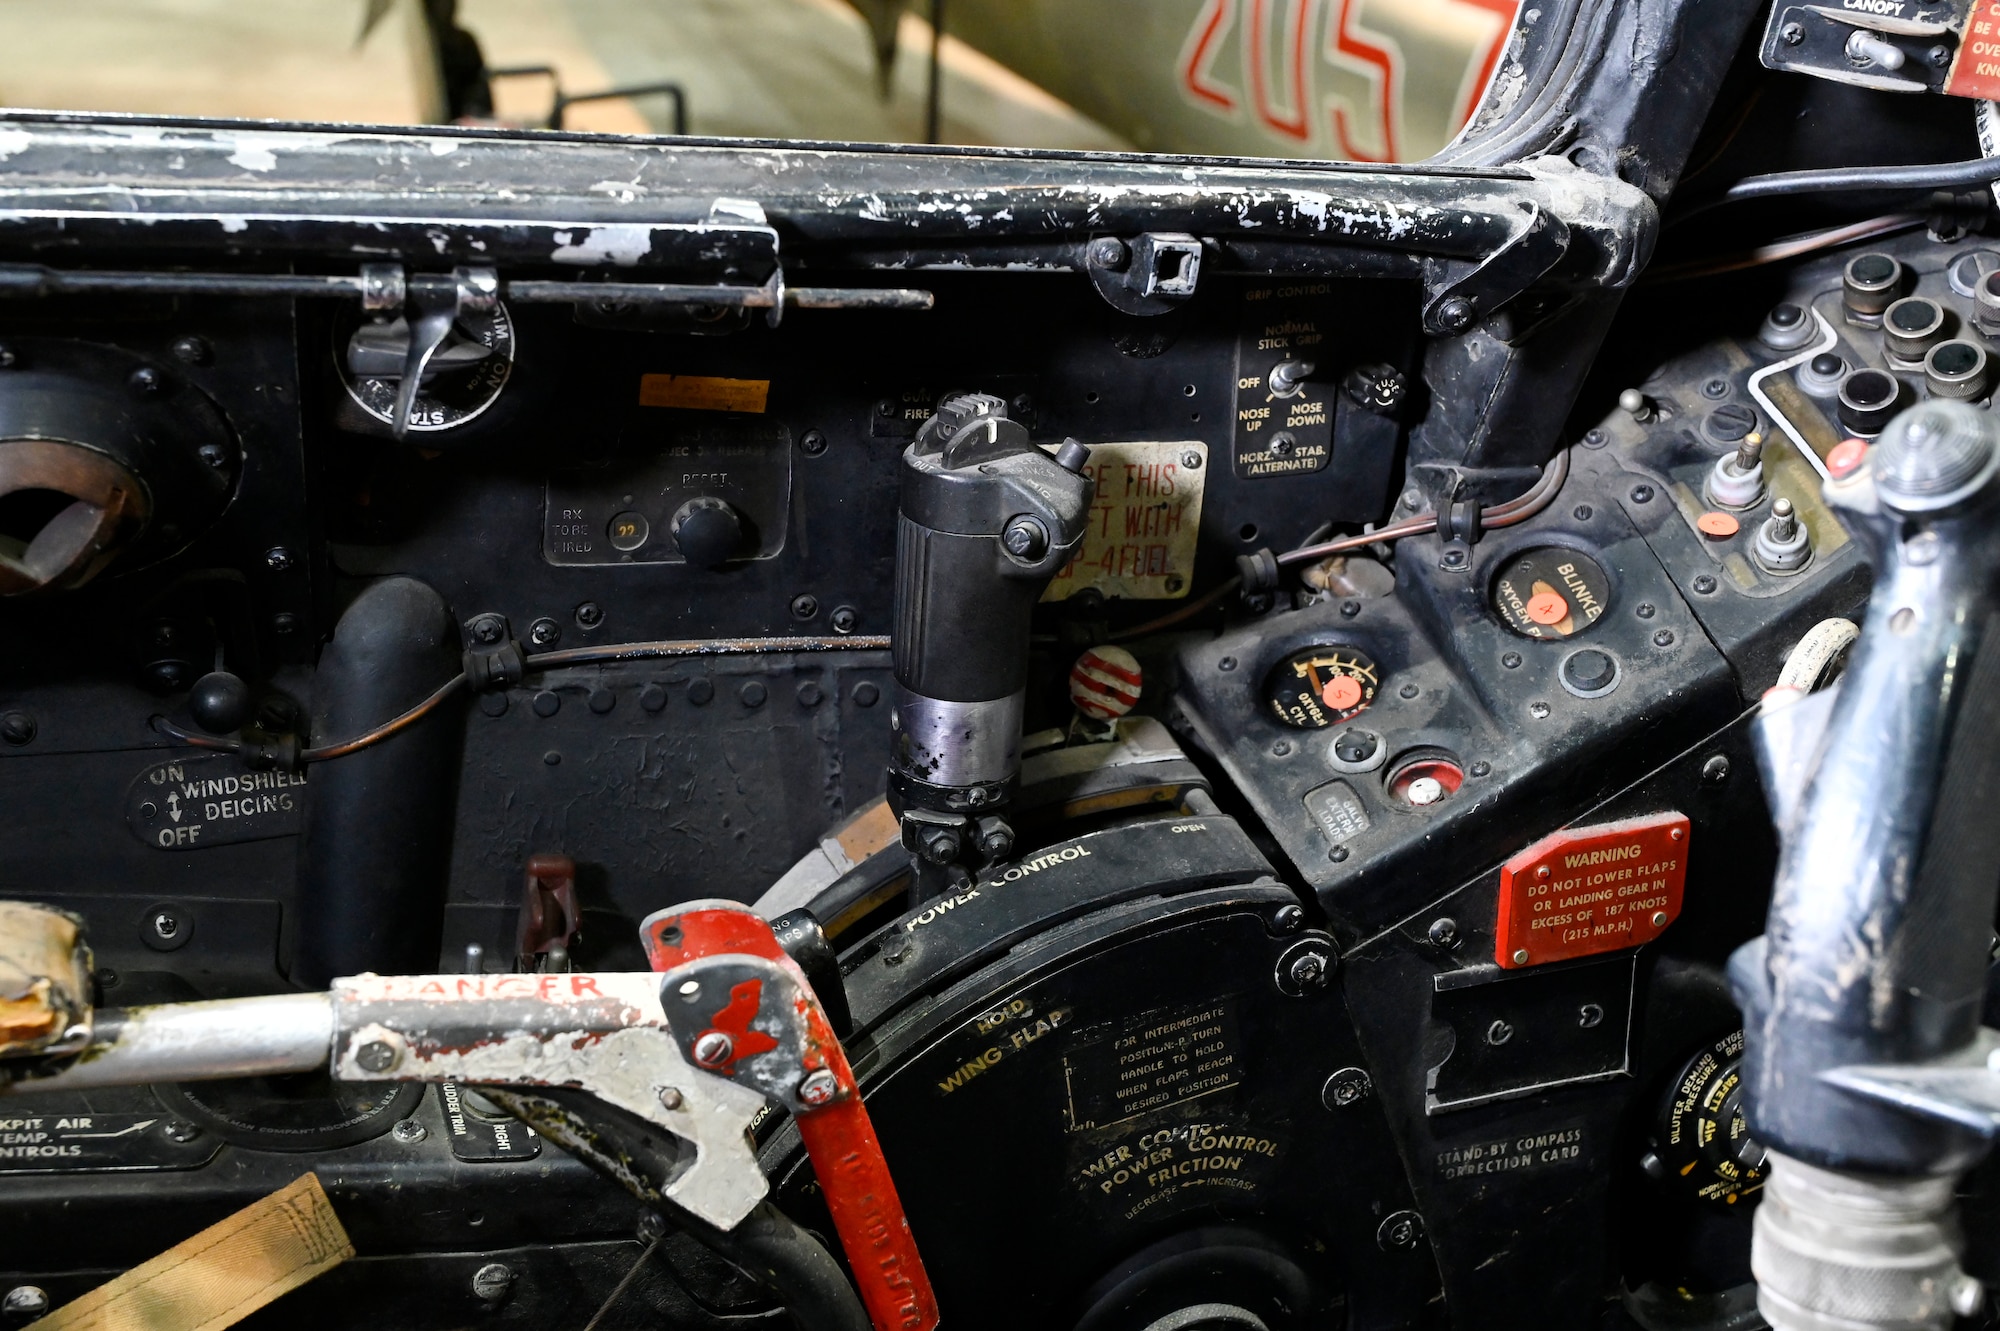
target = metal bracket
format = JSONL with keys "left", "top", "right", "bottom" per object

{"left": 1420, "top": 205, "right": 1569, "bottom": 337}
{"left": 1086, "top": 232, "right": 1205, "bottom": 316}
{"left": 1822, "top": 1028, "right": 2000, "bottom": 1139}
{"left": 328, "top": 971, "right": 770, "bottom": 1230}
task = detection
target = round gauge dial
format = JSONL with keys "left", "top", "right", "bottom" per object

{"left": 1651, "top": 1030, "right": 1766, "bottom": 1208}
{"left": 1492, "top": 548, "right": 1611, "bottom": 640}
{"left": 1263, "top": 646, "right": 1381, "bottom": 729}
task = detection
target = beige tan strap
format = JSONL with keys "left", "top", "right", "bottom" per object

{"left": 27, "top": 1173, "right": 353, "bottom": 1331}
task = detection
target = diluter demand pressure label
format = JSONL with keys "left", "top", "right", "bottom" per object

{"left": 1494, "top": 811, "right": 1690, "bottom": 968}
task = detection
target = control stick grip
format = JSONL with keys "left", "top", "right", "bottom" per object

{"left": 889, "top": 395, "right": 1092, "bottom": 808}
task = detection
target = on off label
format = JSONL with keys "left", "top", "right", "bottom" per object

{"left": 1495, "top": 811, "right": 1690, "bottom": 968}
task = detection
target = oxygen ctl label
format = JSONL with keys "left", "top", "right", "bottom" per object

{"left": 125, "top": 754, "right": 307, "bottom": 851}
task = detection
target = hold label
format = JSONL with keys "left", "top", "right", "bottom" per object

{"left": 1496, "top": 811, "right": 1690, "bottom": 967}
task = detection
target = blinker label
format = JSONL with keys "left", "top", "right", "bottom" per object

{"left": 1495, "top": 811, "right": 1690, "bottom": 968}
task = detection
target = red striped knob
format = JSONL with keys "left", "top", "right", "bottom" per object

{"left": 1070, "top": 645, "right": 1143, "bottom": 720}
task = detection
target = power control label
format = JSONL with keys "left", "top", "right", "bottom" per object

{"left": 1234, "top": 287, "right": 1334, "bottom": 479}
{"left": 1495, "top": 812, "right": 1690, "bottom": 968}
{"left": 1069, "top": 1117, "right": 1286, "bottom": 1222}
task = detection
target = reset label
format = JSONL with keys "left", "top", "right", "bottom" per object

{"left": 125, "top": 755, "right": 307, "bottom": 851}
{"left": 1062, "top": 996, "right": 1244, "bottom": 1131}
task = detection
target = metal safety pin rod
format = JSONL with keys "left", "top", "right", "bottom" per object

{"left": 0, "top": 262, "right": 932, "bottom": 311}
{"left": 1, "top": 992, "right": 333, "bottom": 1093}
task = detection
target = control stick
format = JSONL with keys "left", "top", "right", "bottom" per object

{"left": 889, "top": 394, "right": 1093, "bottom": 895}
{"left": 1737, "top": 399, "right": 2000, "bottom": 1330}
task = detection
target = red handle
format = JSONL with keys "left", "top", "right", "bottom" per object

{"left": 644, "top": 908, "right": 940, "bottom": 1331}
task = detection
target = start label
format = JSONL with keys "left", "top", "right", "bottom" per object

{"left": 125, "top": 755, "right": 307, "bottom": 851}
{"left": 1495, "top": 811, "right": 1690, "bottom": 968}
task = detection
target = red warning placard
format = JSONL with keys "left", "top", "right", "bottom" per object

{"left": 1495, "top": 811, "right": 1690, "bottom": 969}
{"left": 1947, "top": 5, "right": 2000, "bottom": 101}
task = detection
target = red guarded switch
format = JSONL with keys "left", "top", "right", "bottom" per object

{"left": 1495, "top": 811, "right": 1690, "bottom": 968}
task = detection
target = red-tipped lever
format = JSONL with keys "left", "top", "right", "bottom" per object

{"left": 642, "top": 904, "right": 939, "bottom": 1331}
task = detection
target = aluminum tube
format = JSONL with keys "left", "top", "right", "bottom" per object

{"left": 890, "top": 687, "right": 1023, "bottom": 788}
{"left": 2, "top": 993, "right": 333, "bottom": 1093}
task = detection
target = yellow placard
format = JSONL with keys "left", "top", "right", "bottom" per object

{"left": 1044, "top": 440, "right": 1207, "bottom": 602}
{"left": 29, "top": 1173, "right": 353, "bottom": 1331}
{"left": 638, "top": 374, "right": 770, "bottom": 413}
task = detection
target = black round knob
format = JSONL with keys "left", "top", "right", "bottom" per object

{"left": 1562, "top": 649, "right": 1617, "bottom": 694}
{"left": 670, "top": 498, "right": 743, "bottom": 568}
{"left": 1837, "top": 368, "right": 1901, "bottom": 438}
{"left": 189, "top": 671, "right": 252, "bottom": 734}
{"left": 1333, "top": 729, "right": 1379, "bottom": 764}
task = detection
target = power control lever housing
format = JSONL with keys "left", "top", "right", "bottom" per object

{"left": 889, "top": 394, "right": 1093, "bottom": 893}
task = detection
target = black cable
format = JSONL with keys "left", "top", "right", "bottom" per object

{"left": 1670, "top": 154, "right": 2000, "bottom": 229}
{"left": 1720, "top": 153, "right": 2000, "bottom": 204}
{"left": 486, "top": 1089, "right": 872, "bottom": 1331}
{"left": 580, "top": 1235, "right": 665, "bottom": 1331}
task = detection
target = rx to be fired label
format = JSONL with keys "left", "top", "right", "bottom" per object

{"left": 1495, "top": 811, "right": 1689, "bottom": 968}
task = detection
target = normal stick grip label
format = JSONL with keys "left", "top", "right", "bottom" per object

{"left": 1495, "top": 811, "right": 1689, "bottom": 968}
